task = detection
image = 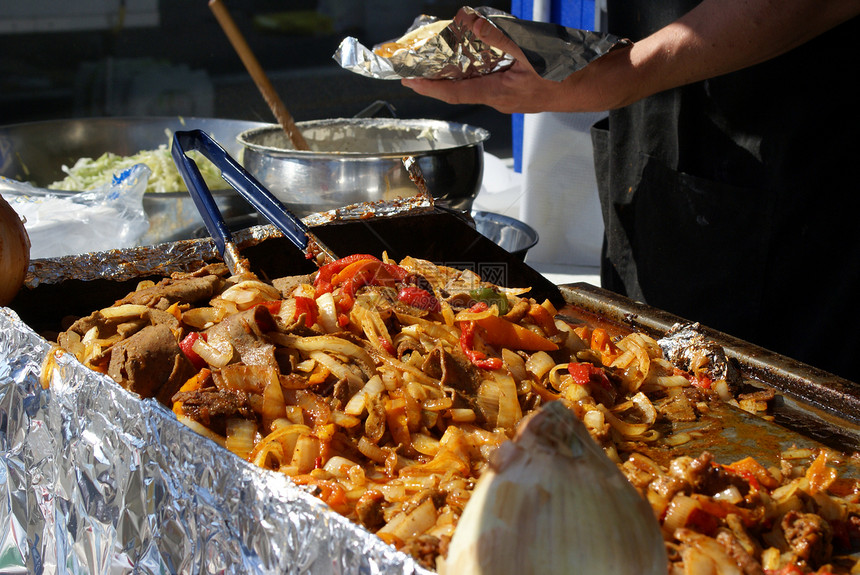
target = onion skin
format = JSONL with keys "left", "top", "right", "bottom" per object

{"left": 0, "top": 194, "right": 30, "bottom": 306}
{"left": 445, "top": 400, "right": 668, "bottom": 574}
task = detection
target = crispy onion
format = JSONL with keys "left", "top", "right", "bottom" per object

{"left": 269, "top": 333, "right": 377, "bottom": 380}
{"left": 525, "top": 351, "right": 556, "bottom": 380}
{"left": 453, "top": 305, "right": 500, "bottom": 322}
{"left": 192, "top": 336, "right": 233, "bottom": 368}
{"left": 219, "top": 280, "right": 282, "bottom": 310}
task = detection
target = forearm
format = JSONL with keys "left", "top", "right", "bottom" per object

{"left": 402, "top": 0, "right": 859, "bottom": 114}
{"left": 598, "top": 0, "right": 860, "bottom": 108}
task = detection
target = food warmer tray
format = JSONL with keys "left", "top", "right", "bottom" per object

{"left": 10, "top": 207, "right": 860, "bottom": 454}
{"left": 4, "top": 206, "right": 860, "bottom": 574}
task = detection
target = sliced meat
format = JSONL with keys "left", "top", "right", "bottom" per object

{"left": 117, "top": 273, "right": 224, "bottom": 310}
{"left": 716, "top": 531, "right": 765, "bottom": 575}
{"left": 421, "top": 346, "right": 485, "bottom": 421}
{"left": 206, "top": 305, "right": 278, "bottom": 369}
{"left": 59, "top": 307, "right": 182, "bottom": 352}
{"left": 115, "top": 318, "right": 149, "bottom": 339}
{"left": 59, "top": 311, "right": 114, "bottom": 341}
{"left": 658, "top": 390, "right": 699, "bottom": 423}
{"left": 355, "top": 490, "right": 385, "bottom": 530}
{"left": 502, "top": 299, "right": 530, "bottom": 323}
{"left": 330, "top": 378, "right": 350, "bottom": 410}
{"left": 395, "top": 334, "right": 423, "bottom": 359}
{"left": 401, "top": 534, "right": 443, "bottom": 570}
{"left": 782, "top": 510, "right": 833, "bottom": 567}
{"left": 272, "top": 273, "right": 315, "bottom": 299}
{"left": 364, "top": 394, "right": 387, "bottom": 443}
{"left": 421, "top": 346, "right": 480, "bottom": 398}
{"left": 107, "top": 323, "right": 196, "bottom": 403}
{"left": 669, "top": 452, "right": 751, "bottom": 498}
{"left": 172, "top": 388, "right": 255, "bottom": 435}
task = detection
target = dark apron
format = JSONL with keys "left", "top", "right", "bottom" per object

{"left": 592, "top": 2, "right": 860, "bottom": 381}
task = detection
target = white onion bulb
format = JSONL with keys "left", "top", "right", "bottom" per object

{"left": 445, "top": 400, "right": 668, "bottom": 574}
{"left": 0, "top": 194, "right": 30, "bottom": 306}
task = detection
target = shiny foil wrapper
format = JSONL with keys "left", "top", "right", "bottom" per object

{"left": 1, "top": 198, "right": 435, "bottom": 574}
{"left": 658, "top": 322, "right": 743, "bottom": 387}
{"left": 334, "top": 9, "right": 514, "bottom": 80}
{"left": 24, "top": 195, "right": 433, "bottom": 288}
{"left": 333, "top": 6, "right": 630, "bottom": 81}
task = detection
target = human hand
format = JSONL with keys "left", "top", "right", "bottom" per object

{"left": 401, "top": 8, "right": 555, "bottom": 113}
{"left": 401, "top": 8, "right": 634, "bottom": 114}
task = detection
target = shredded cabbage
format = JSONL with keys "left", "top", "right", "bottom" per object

{"left": 48, "top": 140, "right": 223, "bottom": 195}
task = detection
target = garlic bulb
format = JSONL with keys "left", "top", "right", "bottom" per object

{"left": 0, "top": 194, "right": 30, "bottom": 306}
{"left": 445, "top": 400, "right": 667, "bottom": 574}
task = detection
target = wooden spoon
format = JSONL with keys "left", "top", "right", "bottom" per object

{"left": 209, "top": 0, "right": 310, "bottom": 151}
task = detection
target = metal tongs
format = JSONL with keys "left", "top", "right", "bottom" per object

{"left": 171, "top": 129, "right": 338, "bottom": 275}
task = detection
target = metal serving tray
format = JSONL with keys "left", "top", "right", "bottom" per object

{"left": 12, "top": 206, "right": 860, "bottom": 453}
{"left": 3, "top": 207, "right": 859, "bottom": 573}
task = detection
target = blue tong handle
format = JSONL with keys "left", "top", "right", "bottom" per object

{"left": 171, "top": 129, "right": 326, "bottom": 265}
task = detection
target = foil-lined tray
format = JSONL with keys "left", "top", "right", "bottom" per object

{"left": 564, "top": 283, "right": 860, "bottom": 452}
{"left": 0, "top": 306, "right": 430, "bottom": 574}
{"left": 4, "top": 206, "right": 860, "bottom": 573}
{"left": 1, "top": 205, "right": 560, "bottom": 574}
{"left": 23, "top": 195, "right": 434, "bottom": 289}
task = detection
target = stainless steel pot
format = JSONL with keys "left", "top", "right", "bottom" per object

{"left": 0, "top": 116, "right": 268, "bottom": 244}
{"left": 238, "top": 118, "right": 490, "bottom": 216}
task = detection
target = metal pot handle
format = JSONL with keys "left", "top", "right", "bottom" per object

{"left": 353, "top": 100, "right": 397, "bottom": 119}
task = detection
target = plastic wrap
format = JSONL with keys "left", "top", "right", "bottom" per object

{"left": 333, "top": 6, "right": 630, "bottom": 81}
{"left": 1, "top": 164, "right": 151, "bottom": 259}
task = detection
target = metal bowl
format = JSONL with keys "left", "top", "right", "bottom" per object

{"left": 238, "top": 118, "right": 490, "bottom": 216}
{"left": 0, "top": 116, "right": 268, "bottom": 244}
{"left": 471, "top": 210, "right": 539, "bottom": 260}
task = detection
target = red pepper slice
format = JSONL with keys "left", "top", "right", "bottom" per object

{"left": 331, "top": 259, "right": 410, "bottom": 314}
{"left": 527, "top": 303, "right": 559, "bottom": 336}
{"left": 568, "top": 362, "right": 614, "bottom": 392}
{"left": 568, "top": 361, "right": 618, "bottom": 404}
{"left": 673, "top": 366, "right": 713, "bottom": 390}
{"left": 397, "top": 286, "right": 441, "bottom": 312}
{"left": 313, "top": 254, "right": 414, "bottom": 320}
{"left": 179, "top": 332, "right": 207, "bottom": 370}
{"left": 313, "top": 254, "right": 380, "bottom": 297}
{"left": 337, "top": 260, "right": 405, "bottom": 290}
{"left": 379, "top": 337, "right": 397, "bottom": 356}
{"left": 293, "top": 296, "right": 318, "bottom": 328}
{"left": 590, "top": 327, "right": 621, "bottom": 362}
{"left": 255, "top": 300, "right": 282, "bottom": 314}
{"left": 460, "top": 320, "right": 503, "bottom": 370}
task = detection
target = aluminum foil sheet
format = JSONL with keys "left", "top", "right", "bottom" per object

{"left": 334, "top": 6, "right": 630, "bottom": 82}
{"left": 3, "top": 196, "right": 437, "bottom": 574}
{"left": 24, "top": 195, "right": 433, "bottom": 288}
{"left": 333, "top": 8, "right": 513, "bottom": 80}
{"left": 0, "top": 305, "right": 432, "bottom": 574}
{"left": 658, "top": 322, "right": 743, "bottom": 388}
